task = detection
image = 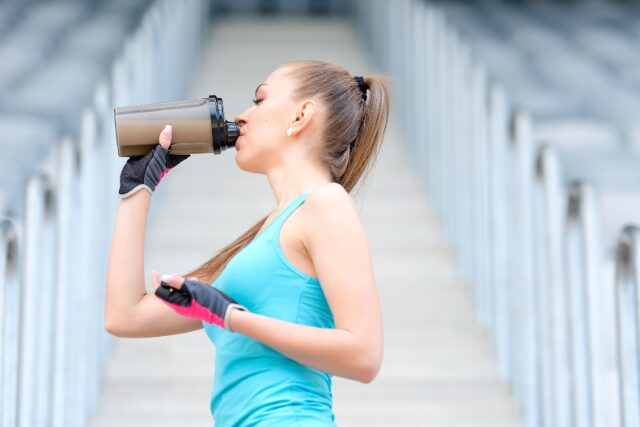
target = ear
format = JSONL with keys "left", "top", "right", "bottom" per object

{"left": 288, "top": 99, "right": 317, "bottom": 137}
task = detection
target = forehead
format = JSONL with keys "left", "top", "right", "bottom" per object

{"left": 262, "top": 67, "right": 294, "bottom": 88}
{"left": 254, "top": 66, "right": 296, "bottom": 99}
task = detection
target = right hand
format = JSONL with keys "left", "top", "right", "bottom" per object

{"left": 118, "top": 124, "right": 190, "bottom": 199}
{"left": 152, "top": 271, "right": 249, "bottom": 332}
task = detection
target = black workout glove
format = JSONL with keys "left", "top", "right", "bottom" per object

{"left": 118, "top": 125, "right": 190, "bottom": 199}
{"left": 155, "top": 275, "right": 249, "bottom": 332}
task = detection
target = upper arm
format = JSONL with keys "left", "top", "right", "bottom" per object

{"left": 106, "top": 291, "right": 203, "bottom": 338}
{"left": 303, "top": 183, "right": 384, "bottom": 372}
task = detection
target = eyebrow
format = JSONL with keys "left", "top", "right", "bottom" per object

{"left": 255, "top": 83, "right": 268, "bottom": 97}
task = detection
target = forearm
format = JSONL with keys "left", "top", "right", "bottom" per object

{"left": 229, "top": 309, "right": 374, "bottom": 383}
{"left": 105, "top": 190, "right": 151, "bottom": 325}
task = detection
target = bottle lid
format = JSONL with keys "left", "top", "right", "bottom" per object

{"left": 208, "top": 94, "right": 238, "bottom": 154}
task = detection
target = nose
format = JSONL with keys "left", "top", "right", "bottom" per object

{"left": 234, "top": 107, "right": 251, "bottom": 127}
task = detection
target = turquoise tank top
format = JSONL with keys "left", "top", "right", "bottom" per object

{"left": 202, "top": 191, "right": 338, "bottom": 426}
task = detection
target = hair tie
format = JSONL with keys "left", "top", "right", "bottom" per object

{"left": 349, "top": 76, "right": 368, "bottom": 151}
{"left": 353, "top": 75, "right": 368, "bottom": 101}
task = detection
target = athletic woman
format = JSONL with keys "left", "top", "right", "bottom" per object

{"left": 105, "top": 59, "right": 391, "bottom": 426}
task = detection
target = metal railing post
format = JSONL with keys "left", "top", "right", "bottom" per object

{"left": 488, "top": 83, "right": 512, "bottom": 384}
{"left": 534, "top": 145, "right": 572, "bottom": 427}
{"left": 0, "top": 218, "right": 20, "bottom": 427}
{"left": 18, "top": 173, "right": 55, "bottom": 427}
{"left": 510, "top": 111, "right": 538, "bottom": 426}
{"left": 565, "top": 182, "right": 611, "bottom": 427}
{"left": 614, "top": 225, "right": 640, "bottom": 427}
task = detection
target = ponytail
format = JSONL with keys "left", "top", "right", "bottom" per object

{"left": 181, "top": 60, "right": 392, "bottom": 284}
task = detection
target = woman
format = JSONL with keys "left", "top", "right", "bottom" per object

{"left": 105, "top": 59, "right": 391, "bottom": 426}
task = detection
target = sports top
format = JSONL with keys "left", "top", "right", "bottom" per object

{"left": 202, "top": 191, "right": 338, "bottom": 426}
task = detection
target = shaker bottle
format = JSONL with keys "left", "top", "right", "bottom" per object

{"left": 113, "top": 95, "right": 240, "bottom": 156}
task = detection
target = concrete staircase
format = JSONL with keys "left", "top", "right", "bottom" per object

{"left": 89, "top": 15, "right": 525, "bottom": 427}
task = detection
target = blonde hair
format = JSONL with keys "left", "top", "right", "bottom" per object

{"left": 182, "top": 60, "right": 392, "bottom": 283}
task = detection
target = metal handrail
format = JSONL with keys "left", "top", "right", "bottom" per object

{"left": 354, "top": 1, "right": 640, "bottom": 427}
{"left": 0, "top": 1, "right": 209, "bottom": 425}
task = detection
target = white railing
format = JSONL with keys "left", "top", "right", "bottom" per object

{"left": 614, "top": 225, "right": 640, "bottom": 427}
{"left": 354, "top": 1, "right": 640, "bottom": 427}
{"left": 0, "top": 1, "right": 208, "bottom": 426}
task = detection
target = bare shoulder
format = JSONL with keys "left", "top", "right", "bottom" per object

{"left": 302, "top": 183, "right": 365, "bottom": 248}
{"left": 304, "top": 182, "right": 357, "bottom": 215}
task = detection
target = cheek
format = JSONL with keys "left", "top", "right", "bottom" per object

{"left": 239, "top": 108, "right": 286, "bottom": 155}
{"left": 247, "top": 119, "right": 281, "bottom": 150}
{"left": 261, "top": 116, "right": 280, "bottom": 135}
{"left": 257, "top": 105, "right": 287, "bottom": 132}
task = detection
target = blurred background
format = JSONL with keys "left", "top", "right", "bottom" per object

{"left": 1, "top": 0, "right": 640, "bottom": 426}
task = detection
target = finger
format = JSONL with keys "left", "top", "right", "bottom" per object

{"left": 151, "top": 270, "right": 160, "bottom": 290}
{"left": 160, "top": 273, "right": 185, "bottom": 290}
{"left": 158, "top": 124, "right": 172, "bottom": 149}
{"left": 155, "top": 283, "right": 173, "bottom": 301}
{"left": 155, "top": 283, "right": 189, "bottom": 306}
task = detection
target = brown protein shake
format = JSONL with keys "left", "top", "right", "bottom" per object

{"left": 114, "top": 95, "right": 240, "bottom": 156}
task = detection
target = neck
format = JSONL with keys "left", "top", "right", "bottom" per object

{"left": 266, "top": 155, "right": 332, "bottom": 210}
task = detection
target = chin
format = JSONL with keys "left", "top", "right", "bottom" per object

{"left": 234, "top": 151, "right": 258, "bottom": 174}
{"left": 234, "top": 150, "right": 245, "bottom": 169}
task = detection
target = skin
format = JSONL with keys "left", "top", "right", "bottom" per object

{"left": 105, "top": 65, "right": 384, "bottom": 384}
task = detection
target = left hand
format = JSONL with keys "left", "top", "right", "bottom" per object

{"left": 153, "top": 272, "right": 248, "bottom": 332}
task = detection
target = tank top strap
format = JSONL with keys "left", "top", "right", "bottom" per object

{"left": 268, "top": 191, "right": 309, "bottom": 234}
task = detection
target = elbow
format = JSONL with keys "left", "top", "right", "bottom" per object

{"left": 104, "top": 300, "right": 138, "bottom": 338}
{"left": 358, "top": 351, "right": 382, "bottom": 384}
{"left": 360, "top": 360, "right": 380, "bottom": 384}
{"left": 104, "top": 315, "right": 128, "bottom": 338}
{"left": 104, "top": 319, "right": 120, "bottom": 337}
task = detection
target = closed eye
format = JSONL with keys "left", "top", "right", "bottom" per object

{"left": 251, "top": 98, "right": 263, "bottom": 106}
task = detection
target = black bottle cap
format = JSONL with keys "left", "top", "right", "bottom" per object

{"left": 208, "top": 94, "right": 239, "bottom": 154}
{"left": 225, "top": 121, "right": 240, "bottom": 146}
